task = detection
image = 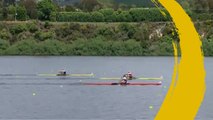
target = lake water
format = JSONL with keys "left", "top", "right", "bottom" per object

{"left": 0, "top": 56, "right": 212, "bottom": 120}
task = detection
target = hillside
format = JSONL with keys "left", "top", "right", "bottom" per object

{"left": 53, "top": 0, "right": 155, "bottom": 7}
{"left": 114, "top": 0, "right": 155, "bottom": 7}
{"left": 53, "top": 0, "right": 80, "bottom": 5}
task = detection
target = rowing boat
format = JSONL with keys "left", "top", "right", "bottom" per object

{"left": 37, "top": 73, "right": 94, "bottom": 77}
{"left": 99, "top": 76, "right": 163, "bottom": 80}
{"left": 83, "top": 81, "right": 162, "bottom": 86}
{"left": 0, "top": 73, "right": 95, "bottom": 77}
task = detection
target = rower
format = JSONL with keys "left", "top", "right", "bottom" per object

{"left": 119, "top": 76, "right": 128, "bottom": 85}
{"left": 58, "top": 69, "right": 66, "bottom": 76}
{"left": 127, "top": 72, "right": 133, "bottom": 80}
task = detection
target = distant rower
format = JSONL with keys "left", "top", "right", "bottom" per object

{"left": 127, "top": 72, "right": 133, "bottom": 80}
{"left": 122, "top": 72, "right": 134, "bottom": 80}
{"left": 58, "top": 69, "right": 67, "bottom": 76}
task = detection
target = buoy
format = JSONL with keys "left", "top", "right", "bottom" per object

{"left": 149, "top": 105, "right": 153, "bottom": 109}
{"left": 32, "top": 93, "right": 36, "bottom": 96}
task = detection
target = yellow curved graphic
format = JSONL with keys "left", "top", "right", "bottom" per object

{"left": 154, "top": 0, "right": 206, "bottom": 120}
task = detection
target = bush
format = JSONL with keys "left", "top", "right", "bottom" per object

{"left": 203, "top": 38, "right": 213, "bottom": 56}
{"left": 196, "top": 13, "right": 213, "bottom": 21}
{"left": 0, "top": 39, "right": 10, "bottom": 51}
{"left": 35, "top": 30, "right": 55, "bottom": 41}
{"left": 79, "top": 24, "right": 97, "bottom": 38}
{"left": 4, "top": 39, "right": 68, "bottom": 55}
{"left": 114, "top": 39, "right": 144, "bottom": 56}
{"left": 130, "top": 8, "right": 170, "bottom": 22}
{"left": 37, "top": 39, "right": 68, "bottom": 55}
{"left": 115, "top": 11, "right": 133, "bottom": 22}
{"left": 97, "top": 26, "right": 115, "bottom": 39}
{"left": 148, "top": 35, "right": 174, "bottom": 56}
{"left": 55, "top": 23, "right": 84, "bottom": 41}
{"left": 118, "top": 23, "right": 136, "bottom": 39}
{"left": 50, "top": 12, "right": 57, "bottom": 21}
{"left": 8, "top": 5, "right": 16, "bottom": 14}
{"left": 69, "top": 37, "right": 112, "bottom": 55}
{"left": 99, "top": 8, "right": 116, "bottom": 22}
{"left": 44, "top": 21, "right": 52, "bottom": 28}
{"left": 57, "top": 12, "right": 91, "bottom": 22}
{"left": 26, "top": 22, "right": 39, "bottom": 33}
{"left": 0, "top": 29, "right": 12, "bottom": 40}
{"left": 16, "top": 5, "right": 28, "bottom": 21}
{"left": 129, "top": 8, "right": 147, "bottom": 21}
{"left": 37, "top": 0, "right": 57, "bottom": 20}
{"left": 0, "top": 14, "right": 3, "bottom": 20}
{"left": 9, "top": 24, "right": 27, "bottom": 35}
{"left": 67, "top": 37, "right": 144, "bottom": 56}
{"left": 5, "top": 39, "right": 38, "bottom": 55}
{"left": 133, "top": 23, "right": 150, "bottom": 44}
{"left": 91, "top": 11, "right": 104, "bottom": 22}
{"left": 56, "top": 8, "right": 172, "bottom": 22}
{"left": 17, "top": 32, "right": 32, "bottom": 41}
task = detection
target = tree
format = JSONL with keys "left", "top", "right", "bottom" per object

{"left": 0, "top": 0, "right": 2, "bottom": 20}
{"left": 192, "top": 0, "right": 209, "bottom": 13}
{"left": 20, "top": 0, "right": 37, "bottom": 19}
{"left": 16, "top": 5, "right": 27, "bottom": 20}
{"left": 8, "top": 5, "right": 16, "bottom": 14}
{"left": 115, "top": 11, "right": 132, "bottom": 22}
{"left": 0, "top": 0, "right": 3, "bottom": 8}
{"left": 78, "top": 0, "right": 102, "bottom": 12}
{"left": 99, "top": 8, "right": 116, "bottom": 22}
{"left": 91, "top": 11, "right": 104, "bottom": 22}
{"left": 37, "top": 0, "right": 56, "bottom": 20}
{"left": 65, "top": 5, "right": 76, "bottom": 12}
{"left": 118, "top": 23, "right": 136, "bottom": 39}
{"left": 3, "top": 0, "right": 15, "bottom": 5}
{"left": 208, "top": 0, "right": 213, "bottom": 12}
{"left": 2, "top": 7, "right": 8, "bottom": 20}
{"left": 0, "top": 39, "right": 10, "bottom": 51}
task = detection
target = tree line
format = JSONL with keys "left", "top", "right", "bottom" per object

{"left": 0, "top": 21, "right": 175, "bottom": 56}
{"left": 0, "top": 0, "right": 212, "bottom": 22}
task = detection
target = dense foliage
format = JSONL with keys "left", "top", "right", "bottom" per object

{"left": 0, "top": 21, "right": 212, "bottom": 56}
{"left": 56, "top": 8, "right": 170, "bottom": 22}
{"left": 37, "top": 0, "right": 57, "bottom": 21}
{"left": 0, "top": 0, "right": 213, "bottom": 22}
{"left": 0, "top": 0, "right": 212, "bottom": 56}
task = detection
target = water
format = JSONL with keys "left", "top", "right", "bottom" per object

{"left": 0, "top": 56, "right": 211, "bottom": 119}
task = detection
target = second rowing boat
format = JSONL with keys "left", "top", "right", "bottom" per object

{"left": 99, "top": 76, "right": 163, "bottom": 80}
